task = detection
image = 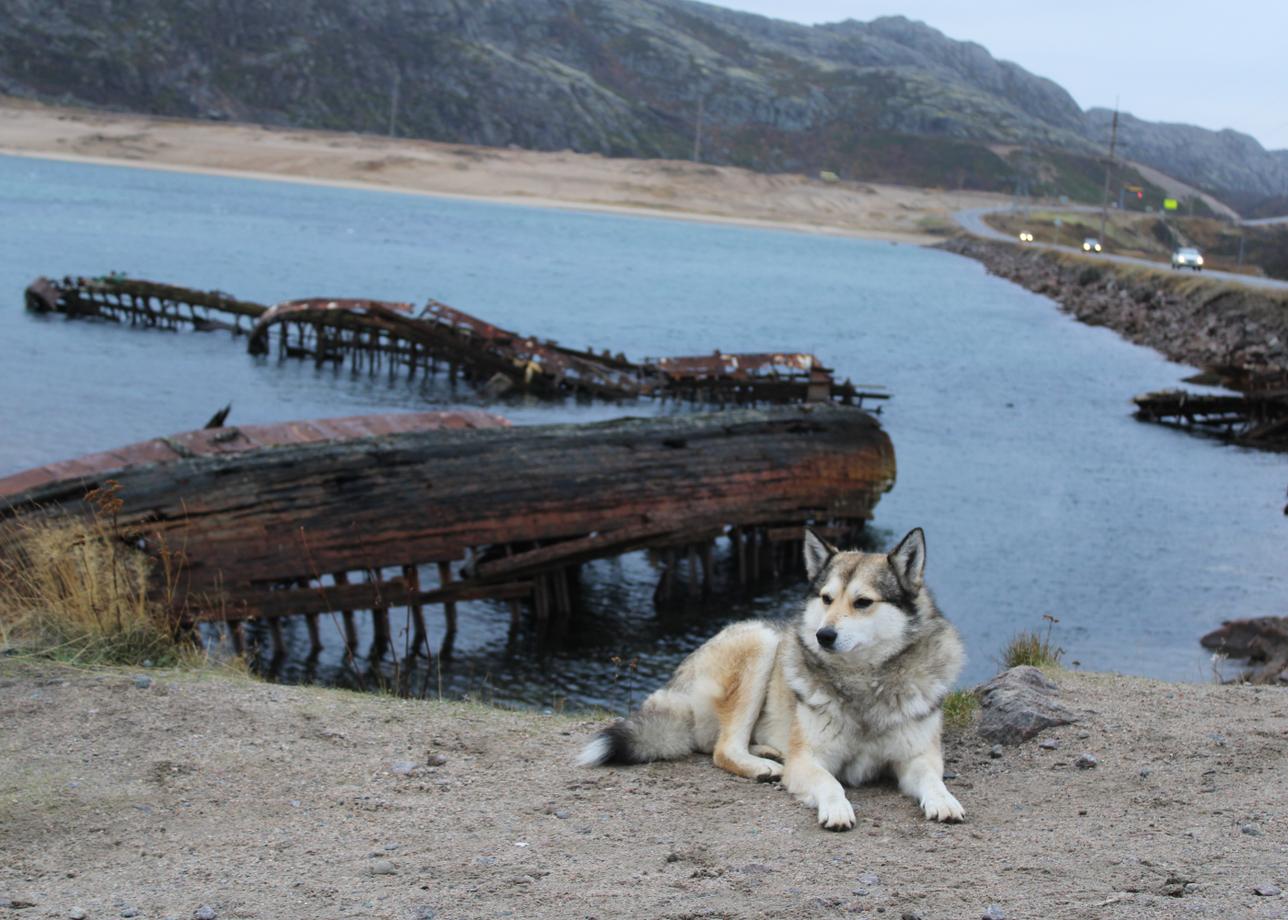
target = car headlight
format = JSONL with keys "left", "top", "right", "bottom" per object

{"left": 1095, "top": 244, "right": 1102, "bottom": 251}
{"left": 1196, "top": 256, "right": 1204, "bottom": 265}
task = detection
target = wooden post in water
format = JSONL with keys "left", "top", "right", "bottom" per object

{"left": 305, "top": 614, "right": 323, "bottom": 656}
{"left": 438, "top": 561, "right": 458, "bottom": 657}
{"left": 369, "top": 569, "right": 391, "bottom": 660}
{"left": 404, "top": 563, "right": 429, "bottom": 657}
{"left": 334, "top": 571, "right": 360, "bottom": 654}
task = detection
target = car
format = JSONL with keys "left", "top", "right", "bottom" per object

{"left": 1171, "top": 247, "right": 1204, "bottom": 271}
{"left": 1082, "top": 237, "right": 1103, "bottom": 253}
{"left": 1018, "top": 231, "right": 1034, "bottom": 243}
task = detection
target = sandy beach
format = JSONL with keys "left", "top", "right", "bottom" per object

{"left": 0, "top": 96, "right": 1008, "bottom": 242}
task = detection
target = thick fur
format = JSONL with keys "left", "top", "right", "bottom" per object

{"left": 578, "top": 527, "right": 966, "bottom": 829}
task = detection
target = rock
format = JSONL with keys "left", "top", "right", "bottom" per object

{"left": 1076, "top": 753, "right": 1099, "bottom": 769}
{"left": 425, "top": 753, "right": 448, "bottom": 767}
{"left": 982, "top": 906, "right": 1006, "bottom": 920}
{"left": 1254, "top": 884, "right": 1282, "bottom": 897}
{"left": 133, "top": 676, "right": 152, "bottom": 689}
{"left": 942, "top": 770, "right": 959, "bottom": 780}
{"left": 857, "top": 872, "right": 879, "bottom": 887}
{"left": 1139, "top": 767, "right": 1152, "bottom": 778}
{"left": 901, "top": 914, "right": 925, "bottom": 920}
{"left": 1241, "top": 823, "right": 1262, "bottom": 836}
{"left": 1038, "top": 738, "right": 1059, "bottom": 750}
{"left": 390, "top": 760, "right": 417, "bottom": 775}
{"left": 69, "top": 910, "right": 87, "bottom": 920}
{"left": 975, "top": 666, "right": 1077, "bottom": 744}
{"left": 122, "top": 909, "right": 139, "bottom": 918}
{"left": 989, "top": 744, "right": 1004, "bottom": 759}
{"left": 369, "top": 859, "right": 397, "bottom": 875}
{"left": 194, "top": 907, "right": 217, "bottom": 920}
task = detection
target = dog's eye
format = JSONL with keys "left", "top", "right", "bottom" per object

{"left": 855, "top": 597, "right": 874, "bottom": 609}
{"left": 820, "top": 593, "right": 833, "bottom": 605}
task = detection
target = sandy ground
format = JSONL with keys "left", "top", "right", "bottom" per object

{"left": 0, "top": 97, "right": 1008, "bottom": 243}
{"left": 2, "top": 659, "right": 1287, "bottom": 920}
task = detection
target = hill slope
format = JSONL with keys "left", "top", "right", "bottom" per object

{"left": 1, "top": 0, "right": 1283, "bottom": 211}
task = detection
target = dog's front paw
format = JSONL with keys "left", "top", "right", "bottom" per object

{"left": 920, "top": 789, "right": 965, "bottom": 822}
{"left": 817, "top": 796, "right": 856, "bottom": 831}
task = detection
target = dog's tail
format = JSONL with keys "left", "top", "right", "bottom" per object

{"left": 576, "top": 699, "right": 694, "bottom": 767}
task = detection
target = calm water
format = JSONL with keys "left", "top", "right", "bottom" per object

{"left": 2, "top": 153, "right": 1285, "bottom": 707}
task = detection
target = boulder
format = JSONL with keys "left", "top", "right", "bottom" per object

{"left": 975, "top": 666, "right": 1077, "bottom": 744}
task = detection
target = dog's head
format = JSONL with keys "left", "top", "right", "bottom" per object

{"left": 799, "top": 527, "right": 931, "bottom": 661}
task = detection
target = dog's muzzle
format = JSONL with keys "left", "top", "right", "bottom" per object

{"left": 816, "top": 626, "right": 838, "bottom": 650}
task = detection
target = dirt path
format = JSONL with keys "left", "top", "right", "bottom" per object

{"left": 2, "top": 660, "right": 1286, "bottom": 920}
{"left": 0, "top": 97, "right": 1008, "bottom": 245}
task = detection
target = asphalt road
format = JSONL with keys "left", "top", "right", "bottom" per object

{"left": 953, "top": 206, "right": 1288, "bottom": 293}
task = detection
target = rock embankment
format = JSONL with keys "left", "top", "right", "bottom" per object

{"left": 942, "top": 237, "right": 1288, "bottom": 375}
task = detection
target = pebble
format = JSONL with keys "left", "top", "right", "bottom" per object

{"left": 1139, "top": 767, "right": 1152, "bottom": 778}
{"left": 1038, "top": 738, "right": 1059, "bottom": 750}
{"left": 989, "top": 744, "right": 1004, "bottom": 759}
{"left": 1075, "top": 753, "right": 1098, "bottom": 769}
{"left": 982, "top": 906, "right": 1006, "bottom": 920}
{"left": 369, "top": 859, "right": 397, "bottom": 876}
{"left": 942, "top": 770, "right": 959, "bottom": 780}
{"left": 390, "top": 760, "right": 417, "bottom": 776}
{"left": 194, "top": 907, "right": 217, "bottom": 920}
{"left": 425, "top": 753, "right": 448, "bottom": 767}
{"left": 553, "top": 809, "right": 570, "bottom": 819}
{"left": 1241, "top": 823, "right": 1261, "bottom": 836}
{"left": 1254, "top": 884, "right": 1282, "bottom": 897}
{"left": 122, "top": 909, "right": 139, "bottom": 918}
{"left": 133, "top": 676, "right": 152, "bottom": 689}
{"left": 69, "top": 910, "right": 87, "bottom": 920}
{"left": 901, "top": 914, "right": 925, "bottom": 920}
{"left": 858, "top": 872, "right": 880, "bottom": 887}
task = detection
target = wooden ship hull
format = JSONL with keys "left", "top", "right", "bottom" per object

{"left": 1, "top": 405, "right": 896, "bottom": 656}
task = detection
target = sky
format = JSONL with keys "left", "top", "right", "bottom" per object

{"left": 710, "top": 1, "right": 1288, "bottom": 152}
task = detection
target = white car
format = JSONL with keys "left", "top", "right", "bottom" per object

{"left": 1082, "top": 237, "right": 1103, "bottom": 253}
{"left": 1171, "top": 247, "right": 1204, "bottom": 271}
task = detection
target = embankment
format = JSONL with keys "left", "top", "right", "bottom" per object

{"left": 942, "top": 237, "right": 1288, "bottom": 375}
{"left": 2, "top": 659, "right": 1285, "bottom": 918}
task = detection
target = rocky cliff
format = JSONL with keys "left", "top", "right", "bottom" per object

{"left": 2, "top": 0, "right": 1283, "bottom": 211}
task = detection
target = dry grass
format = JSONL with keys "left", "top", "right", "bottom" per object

{"left": 0, "top": 483, "right": 190, "bottom": 666}
{"left": 941, "top": 688, "right": 979, "bottom": 733}
{"left": 1001, "top": 615, "right": 1064, "bottom": 671}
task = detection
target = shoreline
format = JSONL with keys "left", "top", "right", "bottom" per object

{"left": 0, "top": 97, "right": 1011, "bottom": 246}
{"left": 0, "top": 146, "right": 936, "bottom": 245}
{"left": 2, "top": 657, "right": 1285, "bottom": 918}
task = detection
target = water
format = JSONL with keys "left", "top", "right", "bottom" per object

{"left": 2, "top": 153, "right": 1284, "bottom": 707}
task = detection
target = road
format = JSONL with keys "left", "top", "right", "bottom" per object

{"left": 953, "top": 206, "right": 1288, "bottom": 292}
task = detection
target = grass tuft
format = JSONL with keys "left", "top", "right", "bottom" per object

{"left": 941, "top": 688, "right": 979, "bottom": 733}
{"left": 0, "top": 483, "right": 191, "bottom": 667}
{"left": 1001, "top": 614, "right": 1064, "bottom": 670}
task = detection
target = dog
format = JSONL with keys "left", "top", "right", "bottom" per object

{"left": 577, "top": 527, "right": 965, "bottom": 829}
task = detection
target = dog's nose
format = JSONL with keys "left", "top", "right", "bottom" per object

{"left": 816, "top": 626, "right": 838, "bottom": 649}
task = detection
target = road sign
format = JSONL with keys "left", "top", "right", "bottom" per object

{"left": 1163, "top": 198, "right": 1179, "bottom": 211}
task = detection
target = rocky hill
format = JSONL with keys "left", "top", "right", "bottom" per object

{"left": 2, "top": 0, "right": 1283, "bottom": 212}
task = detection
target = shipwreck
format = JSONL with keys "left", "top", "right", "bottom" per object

{"left": 0, "top": 405, "right": 897, "bottom": 660}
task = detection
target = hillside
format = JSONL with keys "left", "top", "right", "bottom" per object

{"left": 1, "top": 0, "right": 1284, "bottom": 213}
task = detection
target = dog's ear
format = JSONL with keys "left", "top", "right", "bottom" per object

{"left": 888, "top": 528, "right": 926, "bottom": 590}
{"left": 803, "top": 527, "right": 837, "bottom": 581}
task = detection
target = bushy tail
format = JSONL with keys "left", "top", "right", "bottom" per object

{"left": 576, "top": 700, "right": 694, "bottom": 767}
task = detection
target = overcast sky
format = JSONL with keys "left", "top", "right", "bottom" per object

{"left": 710, "top": 1, "right": 1288, "bottom": 151}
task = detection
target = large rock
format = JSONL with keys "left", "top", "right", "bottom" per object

{"left": 975, "top": 666, "right": 1077, "bottom": 745}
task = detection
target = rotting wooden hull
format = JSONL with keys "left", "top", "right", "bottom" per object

{"left": 0, "top": 406, "right": 896, "bottom": 640}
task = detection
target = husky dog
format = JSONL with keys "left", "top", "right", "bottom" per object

{"left": 578, "top": 528, "right": 965, "bottom": 829}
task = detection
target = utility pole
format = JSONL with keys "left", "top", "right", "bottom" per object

{"left": 692, "top": 94, "right": 705, "bottom": 163}
{"left": 388, "top": 69, "right": 401, "bottom": 138}
{"left": 1099, "top": 103, "right": 1119, "bottom": 241}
